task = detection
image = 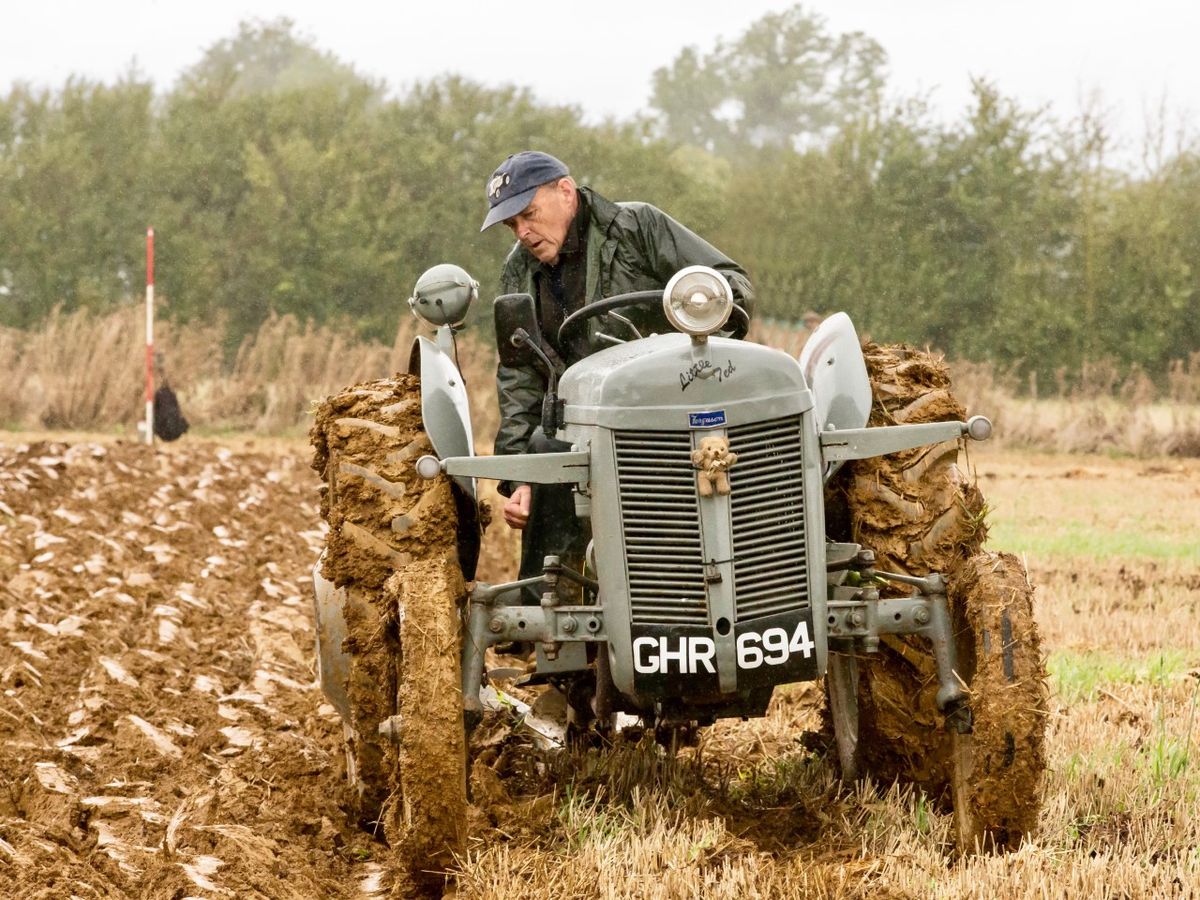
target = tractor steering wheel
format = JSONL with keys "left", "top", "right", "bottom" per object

{"left": 557, "top": 290, "right": 751, "bottom": 349}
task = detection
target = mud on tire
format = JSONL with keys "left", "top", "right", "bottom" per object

{"left": 310, "top": 376, "right": 467, "bottom": 876}
{"left": 386, "top": 558, "right": 468, "bottom": 887}
{"left": 949, "top": 551, "right": 1047, "bottom": 852}
{"left": 827, "top": 343, "right": 1048, "bottom": 850}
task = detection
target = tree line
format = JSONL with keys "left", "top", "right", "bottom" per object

{"left": 0, "top": 12, "right": 1195, "bottom": 382}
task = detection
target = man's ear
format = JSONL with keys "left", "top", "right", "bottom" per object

{"left": 556, "top": 177, "right": 577, "bottom": 202}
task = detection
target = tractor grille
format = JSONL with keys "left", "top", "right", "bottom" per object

{"left": 613, "top": 431, "right": 707, "bottom": 625}
{"left": 728, "top": 416, "right": 808, "bottom": 621}
{"left": 613, "top": 417, "right": 809, "bottom": 627}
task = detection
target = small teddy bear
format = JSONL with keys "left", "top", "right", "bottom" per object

{"left": 691, "top": 435, "right": 738, "bottom": 498}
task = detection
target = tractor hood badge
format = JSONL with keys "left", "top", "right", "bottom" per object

{"left": 692, "top": 435, "right": 737, "bottom": 497}
{"left": 688, "top": 409, "right": 726, "bottom": 429}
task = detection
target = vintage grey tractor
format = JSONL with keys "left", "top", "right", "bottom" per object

{"left": 310, "top": 263, "right": 1047, "bottom": 883}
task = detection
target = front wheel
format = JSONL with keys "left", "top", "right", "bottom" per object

{"left": 825, "top": 554, "right": 1047, "bottom": 853}
{"left": 385, "top": 558, "right": 468, "bottom": 890}
{"left": 947, "top": 551, "right": 1047, "bottom": 853}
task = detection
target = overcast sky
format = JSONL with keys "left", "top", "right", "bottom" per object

{"left": 4, "top": 1, "right": 1196, "bottom": 167}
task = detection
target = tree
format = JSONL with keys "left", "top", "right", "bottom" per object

{"left": 649, "top": 5, "right": 887, "bottom": 154}
{"left": 153, "top": 20, "right": 391, "bottom": 345}
{"left": 174, "top": 18, "right": 372, "bottom": 100}
{"left": 716, "top": 81, "right": 1081, "bottom": 381}
{"left": 0, "top": 74, "right": 155, "bottom": 328}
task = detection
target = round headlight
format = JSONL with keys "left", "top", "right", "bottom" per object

{"left": 662, "top": 266, "right": 734, "bottom": 337}
{"left": 408, "top": 263, "right": 478, "bottom": 327}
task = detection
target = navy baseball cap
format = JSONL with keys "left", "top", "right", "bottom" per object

{"left": 480, "top": 151, "right": 570, "bottom": 231}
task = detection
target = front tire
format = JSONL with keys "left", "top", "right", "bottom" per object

{"left": 825, "top": 650, "right": 863, "bottom": 782}
{"left": 948, "top": 551, "right": 1047, "bottom": 852}
{"left": 386, "top": 558, "right": 468, "bottom": 890}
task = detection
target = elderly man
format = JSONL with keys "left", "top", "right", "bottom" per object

{"left": 481, "top": 150, "right": 754, "bottom": 592}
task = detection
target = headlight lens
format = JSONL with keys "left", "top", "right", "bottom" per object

{"left": 662, "top": 266, "right": 734, "bottom": 337}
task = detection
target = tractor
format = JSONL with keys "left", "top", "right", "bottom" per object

{"left": 309, "top": 263, "right": 1047, "bottom": 884}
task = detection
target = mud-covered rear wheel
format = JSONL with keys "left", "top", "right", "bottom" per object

{"left": 829, "top": 343, "right": 987, "bottom": 797}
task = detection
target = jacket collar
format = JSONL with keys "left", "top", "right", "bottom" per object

{"left": 556, "top": 191, "right": 589, "bottom": 258}
{"left": 579, "top": 186, "right": 621, "bottom": 236}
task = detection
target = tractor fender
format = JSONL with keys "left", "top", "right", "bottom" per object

{"left": 408, "top": 334, "right": 475, "bottom": 499}
{"left": 798, "top": 312, "right": 872, "bottom": 435}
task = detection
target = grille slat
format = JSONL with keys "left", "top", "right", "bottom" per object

{"left": 623, "top": 528, "right": 701, "bottom": 537}
{"left": 628, "top": 575, "right": 707, "bottom": 586}
{"left": 733, "top": 569, "right": 808, "bottom": 590}
{"left": 728, "top": 472, "right": 801, "bottom": 491}
{"left": 730, "top": 531, "right": 803, "bottom": 553}
{"left": 622, "top": 500, "right": 699, "bottom": 510}
{"left": 738, "top": 586, "right": 804, "bottom": 603}
{"left": 620, "top": 488, "right": 696, "bottom": 498}
{"left": 732, "top": 509, "right": 805, "bottom": 528}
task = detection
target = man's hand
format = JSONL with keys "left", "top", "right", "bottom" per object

{"left": 503, "top": 484, "right": 532, "bottom": 530}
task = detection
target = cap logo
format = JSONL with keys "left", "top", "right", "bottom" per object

{"left": 488, "top": 173, "right": 510, "bottom": 200}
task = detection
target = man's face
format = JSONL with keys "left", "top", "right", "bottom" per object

{"left": 504, "top": 179, "right": 576, "bottom": 265}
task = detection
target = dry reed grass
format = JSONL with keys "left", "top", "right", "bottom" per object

{"left": 952, "top": 357, "right": 1200, "bottom": 458}
{"left": 3, "top": 309, "right": 1197, "bottom": 458}
{"left": 0, "top": 306, "right": 498, "bottom": 438}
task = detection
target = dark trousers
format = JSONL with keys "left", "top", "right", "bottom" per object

{"left": 518, "top": 434, "right": 590, "bottom": 605}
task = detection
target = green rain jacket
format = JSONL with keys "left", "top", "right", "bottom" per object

{"left": 493, "top": 186, "right": 754, "bottom": 489}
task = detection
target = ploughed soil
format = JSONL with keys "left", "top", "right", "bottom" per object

{"left": 0, "top": 436, "right": 547, "bottom": 898}
{"left": 0, "top": 439, "right": 380, "bottom": 897}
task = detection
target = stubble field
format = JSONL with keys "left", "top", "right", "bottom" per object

{"left": 0, "top": 434, "right": 1197, "bottom": 898}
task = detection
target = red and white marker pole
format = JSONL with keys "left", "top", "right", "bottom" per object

{"left": 144, "top": 227, "right": 155, "bottom": 445}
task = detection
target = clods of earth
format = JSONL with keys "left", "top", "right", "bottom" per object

{"left": 0, "top": 439, "right": 414, "bottom": 897}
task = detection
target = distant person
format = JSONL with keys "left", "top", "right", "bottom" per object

{"left": 153, "top": 355, "right": 189, "bottom": 442}
{"left": 480, "top": 150, "right": 754, "bottom": 593}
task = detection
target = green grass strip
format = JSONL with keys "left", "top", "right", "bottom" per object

{"left": 1049, "top": 649, "right": 1191, "bottom": 703}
